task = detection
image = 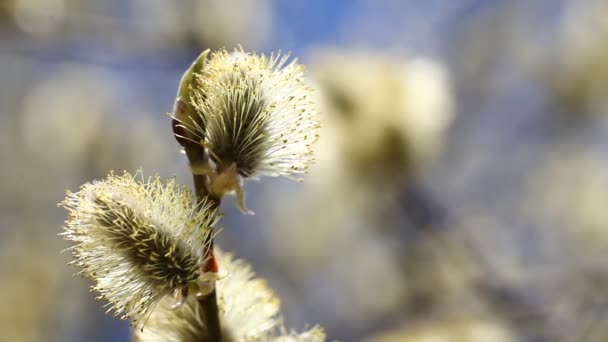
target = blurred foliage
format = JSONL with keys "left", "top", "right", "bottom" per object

{"left": 1, "top": 1, "right": 608, "bottom": 341}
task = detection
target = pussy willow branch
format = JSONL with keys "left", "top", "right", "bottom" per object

{"left": 186, "top": 146, "right": 223, "bottom": 342}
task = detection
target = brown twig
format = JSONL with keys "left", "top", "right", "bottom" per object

{"left": 186, "top": 147, "right": 223, "bottom": 342}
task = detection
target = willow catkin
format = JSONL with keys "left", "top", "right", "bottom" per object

{"left": 133, "top": 249, "right": 326, "bottom": 342}
{"left": 178, "top": 46, "right": 320, "bottom": 179}
{"left": 60, "top": 171, "right": 219, "bottom": 327}
{"left": 171, "top": 47, "right": 320, "bottom": 213}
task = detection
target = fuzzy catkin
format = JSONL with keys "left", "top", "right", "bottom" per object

{"left": 133, "top": 249, "right": 326, "bottom": 342}
{"left": 175, "top": 47, "right": 320, "bottom": 179}
{"left": 61, "top": 171, "right": 219, "bottom": 326}
{"left": 92, "top": 197, "right": 200, "bottom": 290}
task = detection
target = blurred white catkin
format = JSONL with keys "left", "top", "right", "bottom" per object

{"left": 134, "top": 249, "right": 326, "bottom": 342}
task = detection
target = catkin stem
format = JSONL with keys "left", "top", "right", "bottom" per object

{"left": 187, "top": 147, "right": 223, "bottom": 342}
